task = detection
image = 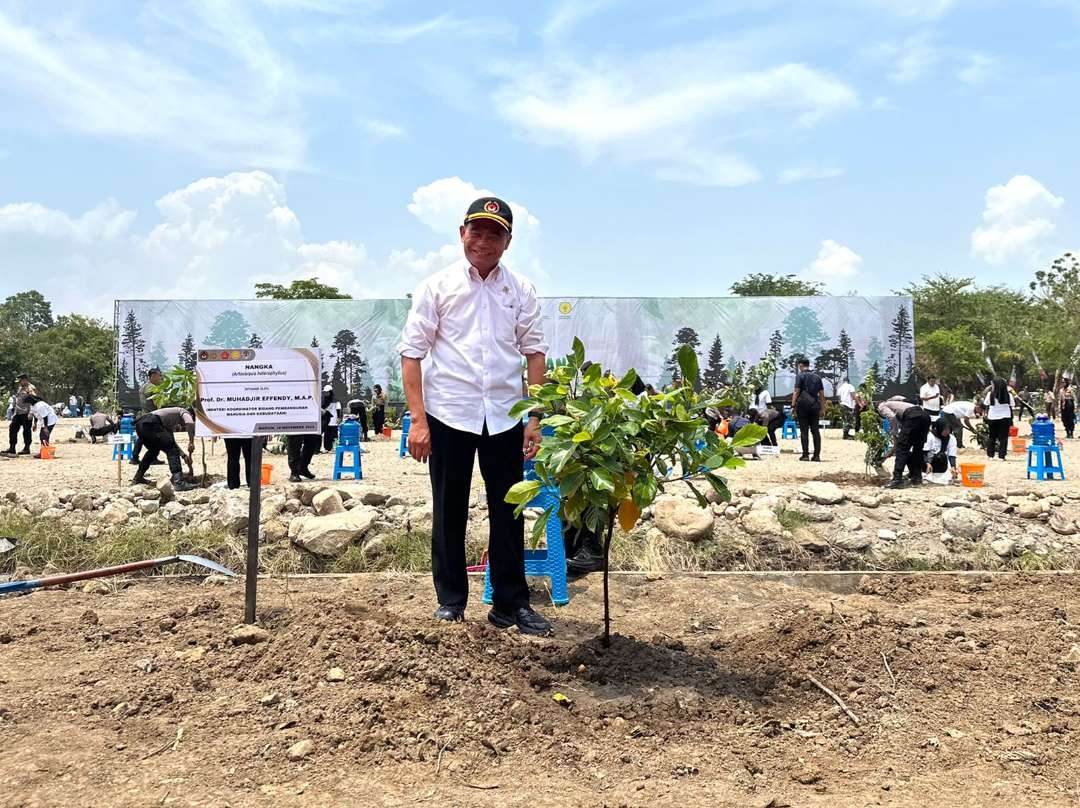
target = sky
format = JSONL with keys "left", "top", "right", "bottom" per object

{"left": 0, "top": 0, "right": 1077, "bottom": 320}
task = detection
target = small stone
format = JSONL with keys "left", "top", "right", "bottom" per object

{"left": 742, "top": 509, "right": 784, "bottom": 537}
{"left": 84, "top": 525, "right": 101, "bottom": 540}
{"left": 158, "top": 617, "right": 177, "bottom": 633}
{"left": 229, "top": 625, "right": 270, "bottom": 645}
{"left": 942, "top": 507, "right": 987, "bottom": 540}
{"left": 1049, "top": 517, "right": 1077, "bottom": 536}
{"left": 138, "top": 500, "right": 160, "bottom": 515}
{"left": 71, "top": 492, "right": 95, "bottom": 511}
{"left": 840, "top": 516, "right": 861, "bottom": 531}
{"left": 1062, "top": 644, "right": 1080, "bottom": 663}
{"left": 877, "top": 529, "right": 898, "bottom": 541}
{"left": 834, "top": 532, "right": 872, "bottom": 551}
{"left": 1017, "top": 500, "right": 1046, "bottom": 519}
{"left": 326, "top": 667, "right": 346, "bottom": 682}
{"left": 83, "top": 579, "right": 111, "bottom": 595}
{"left": 312, "top": 489, "right": 345, "bottom": 516}
{"left": 653, "top": 496, "right": 714, "bottom": 542}
{"left": 260, "top": 693, "right": 281, "bottom": 706}
{"left": 134, "top": 658, "right": 155, "bottom": 673}
{"left": 799, "top": 481, "right": 845, "bottom": 505}
{"left": 286, "top": 739, "right": 314, "bottom": 761}
{"left": 156, "top": 478, "right": 175, "bottom": 503}
{"left": 360, "top": 490, "right": 391, "bottom": 506}
{"left": 990, "top": 538, "right": 1018, "bottom": 557}
{"left": 176, "top": 646, "right": 206, "bottom": 663}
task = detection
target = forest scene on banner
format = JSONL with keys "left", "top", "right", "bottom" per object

{"left": 113, "top": 296, "right": 913, "bottom": 407}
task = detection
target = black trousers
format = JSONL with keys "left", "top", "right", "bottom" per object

{"left": 287, "top": 434, "right": 320, "bottom": 473}
{"left": 225, "top": 438, "right": 251, "bottom": 489}
{"left": 89, "top": 423, "right": 118, "bottom": 443}
{"left": 322, "top": 425, "right": 338, "bottom": 452}
{"left": 796, "top": 404, "right": 821, "bottom": 459}
{"left": 942, "top": 413, "right": 965, "bottom": 448}
{"left": 428, "top": 416, "right": 528, "bottom": 612}
{"left": 892, "top": 407, "right": 932, "bottom": 482}
{"left": 7, "top": 412, "right": 31, "bottom": 451}
{"left": 762, "top": 411, "right": 783, "bottom": 446}
{"left": 135, "top": 415, "right": 183, "bottom": 476}
{"left": 373, "top": 406, "right": 386, "bottom": 435}
{"left": 986, "top": 418, "right": 1011, "bottom": 459}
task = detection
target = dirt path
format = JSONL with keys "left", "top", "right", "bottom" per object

{"left": 2, "top": 572, "right": 1078, "bottom": 807}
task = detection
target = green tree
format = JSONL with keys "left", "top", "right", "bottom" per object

{"left": 915, "top": 326, "right": 986, "bottom": 388}
{"left": 204, "top": 310, "right": 250, "bottom": 348}
{"left": 782, "top": 306, "right": 829, "bottom": 358}
{"left": 730, "top": 273, "right": 823, "bottom": 297}
{"left": 702, "top": 335, "right": 726, "bottom": 389}
{"left": 814, "top": 347, "right": 846, "bottom": 389}
{"left": 1, "top": 290, "right": 54, "bottom": 333}
{"left": 887, "top": 304, "right": 914, "bottom": 382}
{"left": 119, "top": 310, "right": 146, "bottom": 388}
{"left": 148, "top": 340, "right": 168, "bottom": 372}
{"left": 506, "top": 339, "right": 763, "bottom": 647}
{"left": 254, "top": 278, "right": 351, "bottom": 299}
{"left": 27, "top": 315, "right": 113, "bottom": 405}
{"left": 837, "top": 329, "right": 853, "bottom": 378}
{"left": 178, "top": 334, "right": 197, "bottom": 371}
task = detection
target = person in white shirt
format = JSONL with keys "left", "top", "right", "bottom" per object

{"left": 398, "top": 196, "right": 551, "bottom": 636}
{"left": 919, "top": 376, "right": 942, "bottom": 415}
{"left": 982, "top": 378, "right": 1015, "bottom": 459}
{"left": 320, "top": 385, "right": 342, "bottom": 452}
{"left": 25, "top": 395, "right": 58, "bottom": 450}
{"left": 836, "top": 377, "right": 857, "bottom": 440}
{"left": 923, "top": 417, "right": 959, "bottom": 481}
{"left": 941, "top": 399, "right": 984, "bottom": 449}
{"left": 754, "top": 387, "right": 771, "bottom": 412}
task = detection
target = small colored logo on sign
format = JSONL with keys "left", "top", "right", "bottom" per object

{"left": 558, "top": 301, "right": 573, "bottom": 316}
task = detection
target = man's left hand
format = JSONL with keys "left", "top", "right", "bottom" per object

{"left": 523, "top": 419, "right": 542, "bottom": 461}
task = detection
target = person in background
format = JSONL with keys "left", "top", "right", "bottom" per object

{"left": 919, "top": 375, "right": 942, "bottom": 418}
{"left": 923, "top": 417, "right": 959, "bottom": 482}
{"left": 853, "top": 389, "right": 869, "bottom": 435}
{"left": 88, "top": 410, "right": 118, "bottom": 443}
{"left": 1044, "top": 388, "right": 1058, "bottom": 421}
{"left": 5, "top": 374, "right": 35, "bottom": 455}
{"left": 878, "top": 396, "right": 932, "bottom": 489}
{"left": 750, "top": 406, "right": 784, "bottom": 447}
{"left": 25, "top": 395, "right": 58, "bottom": 454}
{"left": 754, "top": 385, "right": 772, "bottom": 413}
{"left": 371, "top": 384, "right": 388, "bottom": 436}
{"left": 321, "top": 385, "right": 341, "bottom": 451}
{"left": 132, "top": 405, "right": 196, "bottom": 491}
{"left": 836, "top": 376, "right": 857, "bottom": 440}
{"left": 224, "top": 437, "right": 251, "bottom": 490}
{"left": 1061, "top": 386, "right": 1076, "bottom": 439}
{"left": 645, "top": 384, "right": 657, "bottom": 396}
{"left": 791, "top": 358, "right": 826, "bottom": 462}
{"left": 130, "top": 367, "right": 163, "bottom": 467}
{"left": 983, "top": 378, "right": 1015, "bottom": 460}
{"left": 940, "top": 399, "right": 984, "bottom": 450}
{"left": 5, "top": 394, "right": 12, "bottom": 421}
{"left": 286, "top": 430, "right": 321, "bottom": 482}
{"left": 346, "top": 397, "right": 370, "bottom": 440}
{"left": 66, "top": 393, "right": 78, "bottom": 418}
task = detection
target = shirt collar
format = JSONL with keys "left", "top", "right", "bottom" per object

{"left": 466, "top": 261, "right": 502, "bottom": 283}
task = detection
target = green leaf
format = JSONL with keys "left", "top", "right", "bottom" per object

{"left": 582, "top": 362, "right": 602, "bottom": 384}
{"left": 705, "top": 473, "right": 731, "bottom": 503}
{"left": 508, "top": 398, "right": 540, "bottom": 419}
{"left": 588, "top": 468, "right": 616, "bottom": 493}
{"left": 541, "top": 414, "right": 575, "bottom": 428}
{"left": 571, "top": 337, "right": 585, "bottom": 368}
{"left": 676, "top": 344, "right": 699, "bottom": 388}
{"left": 572, "top": 430, "right": 592, "bottom": 443}
{"left": 616, "top": 368, "right": 638, "bottom": 389}
{"left": 504, "top": 480, "right": 541, "bottom": 505}
{"left": 730, "top": 423, "right": 768, "bottom": 447}
{"left": 529, "top": 504, "right": 556, "bottom": 549}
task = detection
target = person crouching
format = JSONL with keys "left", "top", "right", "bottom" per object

{"left": 133, "top": 406, "right": 196, "bottom": 492}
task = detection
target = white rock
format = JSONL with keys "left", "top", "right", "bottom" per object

{"left": 262, "top": 520, "right": 287, "bottom": 542}
{"left": 312, "top": 489, "right": 345, "bottom": 516}
{"left": 85, "top": 525, "right": 101, "bottom": 540}
{"left": 853, "top": 494, "right": 880, "bottom": 508}
{"left": 653, "top": 496, "right": 715, "bottom": 542}
{"left": 941, "top": 508, "right": 987, "bottom": 540}
{"left": 750, "top": 494, "right": 786, "bottom": 512}
{"left": 741, "top": 508, "right": 784, "bottom": 536}
{"left": 209, "top": 493, "right": 249, "bottom": 533}
{"left": 406, "top": 504, "right": 434, "bottom": 534}
{"left": 100, "top": 502, "right": 129, "bottom": 526}
{"left": 287, "top": 739, "right": 314, "bottom": 761}
{"left": 990, "top": 538, "right": 1018, "bottom": 557}
{"left": 71, "top": 492, "right": 95, "bottom": 511}
{"left": 138, "top": 500, "right": 160, "bottom": 515}
{"left": 877, "top": 529, "right": 898, "bottom": 541}
{"left": 834, "top": 532, "right": 872, "bottom": 551}
{"left": 1049, "top": 516, "right": 1077, "bottom": 536}
{"left": 292, "top": 507, "right": 379, "bottom": 557}
{"left": 361, "top": 489, "right": 392, "bottom": 506}
{"left": 799, "top": 481, "right": 845, "bottom": 505}
{"left": 1017, "top": 500, "right": 1047, "bottom": 519}
{"left": 840, "top": 516, "right": 862, "bottom": 531}
{"left": 58, "top": 489, "right": 77, "bottom": 504}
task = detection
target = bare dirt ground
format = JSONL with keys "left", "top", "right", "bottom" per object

{"left": 0, "top": 417, "right": 1072, "bottom": 500}
{"left": 2, "top": 572, "right": 1078, "bottom": 807}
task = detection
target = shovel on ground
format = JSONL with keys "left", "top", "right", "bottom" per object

{"left": 0, "top": 555, "right": 236, "bottom": 596}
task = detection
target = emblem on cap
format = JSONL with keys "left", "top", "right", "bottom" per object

{"left": 484, "top": 200, "right": 500, "bottom": 213}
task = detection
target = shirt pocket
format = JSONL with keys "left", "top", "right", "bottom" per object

{"left": 491, "top": 295, "right": 520, "bottom": 342}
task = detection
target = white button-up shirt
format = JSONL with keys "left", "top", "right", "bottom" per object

{"left": 397, "top": 259, "right": 548, "bottom": 436}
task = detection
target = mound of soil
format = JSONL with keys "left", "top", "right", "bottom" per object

{"left": 1, "top": 572, "right": 1078, "bottom": 806}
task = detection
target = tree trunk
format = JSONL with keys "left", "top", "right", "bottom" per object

{"left": 601, "top": 510, "right": 616, "bottom": 648}
{"left": 200, "top": 438, "right": 207, "bottom": 485}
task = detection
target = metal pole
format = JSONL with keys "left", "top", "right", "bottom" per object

{"left": 244, "top": 436, "right": 264, "bottom": 624}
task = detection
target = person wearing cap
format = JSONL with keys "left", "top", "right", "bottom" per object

{"left": 321, "top": 384, "right": 341, "bottom": 451}
{"left": 4, "top": 373, "right": 35, "bottom": 455}
{"left": 130, "top": 367, "right": 164, "bottom": 467}
{"left": 398, "top": 196, "right": 552, "bottom": 636}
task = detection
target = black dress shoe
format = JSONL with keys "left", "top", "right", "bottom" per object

{"left": 288, "top": 473, "right": 302, "bottom": 482}
{"left": 811, "top": 456, "right": 821, "bottom": 462}
{"left": 299, "top": 468, "right": 316, "bottom": 480}
{"left": 884, "top": 479, "right": 907, "bottom": 489}
{"left": 566, "top": 546, "right": 604, "bottom": 575}
{"left": 434, "top": 605, "right": 464, "bottom": 622}
{"left": 798, "top": 455, "right": 811, "bottom": 461}
{"left": 488, "top": 606, "right": 552, "bottom": 636}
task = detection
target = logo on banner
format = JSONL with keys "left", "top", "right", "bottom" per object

{"left": 558, "top": 301, "right": 573, "bottom": 316}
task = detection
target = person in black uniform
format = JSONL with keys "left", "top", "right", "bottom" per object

{"left": 286, "top": 432, "right": 320, "bottom": 482}
{"left": 791, "top": 358, "right": 826, "bottom": 461}
{"left": 224, "top": 438, "right": 251, "bottom": 489}
{"left": 132, "top": 405, "right": 196, "bottom": 491}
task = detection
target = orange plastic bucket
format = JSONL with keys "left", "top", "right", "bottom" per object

{"left": 959, "top": 463, "right": 985, "bottom": 487}
{"left": 261, "top": 463, "right": 273, "bottom": 485}
{"left": 1011, "top": 437, "right": 1027, "bottom": 454}
{"left": 383, "top": 427, "right": 392, "bottom": 438}
{"left": 39, "top": 445, "right": 55, "bottom": 460}
{"left": 1008, "top": 425, "right": 1019, "bottom": 438}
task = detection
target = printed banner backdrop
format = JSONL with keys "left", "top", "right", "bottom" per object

{"left": 114, "top": 296, "right": 915, "bottom": 408}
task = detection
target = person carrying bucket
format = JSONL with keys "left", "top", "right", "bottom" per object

{"left": 24, "top": 395, "right": 57, "bottom": 456}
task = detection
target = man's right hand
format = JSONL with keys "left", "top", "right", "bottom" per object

{"left": 408, "top": 418, "right": 432, "bottom": 463}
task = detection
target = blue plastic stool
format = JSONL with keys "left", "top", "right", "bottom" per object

{"left": 333, "top": 419, "right": 363, "bottom": 480}
{"left": 111, "top": 415, "right": 135, "bottom": 461}
{"left": 1027, "top": 444, "right": 1065, "bottom": 481}
{"left": 781, "top": 418, "right": 798, "bottom": 439}
{"left": 399, "top": 411, "right": 411, "bottom": 459}
{"left": 483, "top": 483, "right": 569, "bottom": 606}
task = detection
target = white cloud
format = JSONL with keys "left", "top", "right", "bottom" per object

{"left": 957, "top": 52, "right": 995, "bottom": 85}
{"left": 802, "top": 239, "right": 863, "bottom": 285}
{"left": 0, "top": 11, "right": 306, "bottom": 169}
{"left": 494, "top": 51, "right": 856, "bottom": 186}
{"left": 870, "top": 31, "right": 942, "bottom": 83}
{"left": 778, "top": 166, "right": 846, "bottom": 184}
{"left": 857, "top": 0, "right": 958, "bottom": 20}
{"left": 0, "top": 172, "right": 547, "bottom": 317}
{"left": 357, "top": 117, "right": 406, "bottom": 140}
{"left": 541, "top": 0, "right": 619, "bottom": 41}
{"left": 971, "top": 175, "right": 1065, "bottom": 265}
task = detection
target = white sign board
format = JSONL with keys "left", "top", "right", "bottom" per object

{"left": 195, "top": 347, "right": 321, "bottom": 438}
{"left": 107, "top": 433, "right": 132, "bottom": 445}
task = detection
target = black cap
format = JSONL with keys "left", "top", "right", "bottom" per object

{"left": 15, "top": 373, "right": 28, "bottom": 381}
{"left": 464, "top": 197, "right": 512, "bottom": 234}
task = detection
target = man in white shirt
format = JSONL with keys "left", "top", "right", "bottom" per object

{"left": 920, "top": 376, "right": 942, "bottom": 415}
{"left": 836, "top": 376, "right": 857, "bottom": 440}
{"left": 398, "top": 196, "right": 551, "bottom": 636}
{"left": 754, "top": 387, "right": 771, "bottom": 412}
{"left": 941, "top": 399, "right": 984, "bottom": 449}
